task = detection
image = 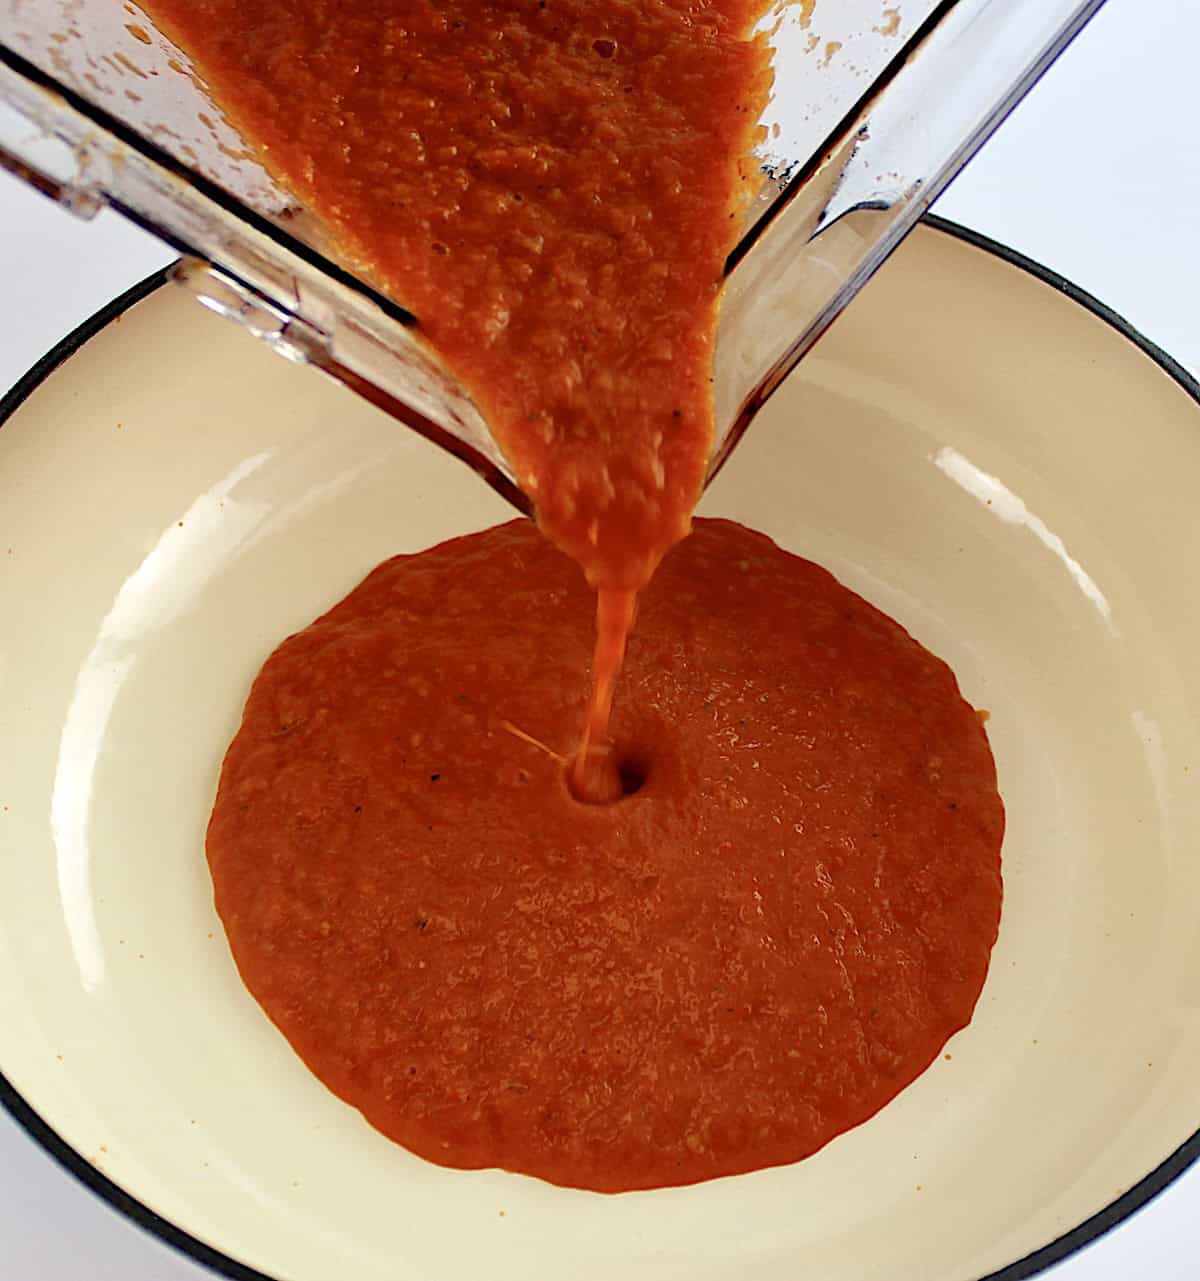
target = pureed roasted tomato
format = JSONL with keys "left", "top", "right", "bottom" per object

{"left": 147, "top": 0, "right": 1004, "bottom": 1191}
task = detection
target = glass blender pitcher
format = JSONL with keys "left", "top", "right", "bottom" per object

{"left": 0, "top": 0, "right": 1106, "bottom": 512}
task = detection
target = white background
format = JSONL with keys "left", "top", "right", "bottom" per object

{"left": 1, "top": 3, "right": 1198, "bottom": 1278}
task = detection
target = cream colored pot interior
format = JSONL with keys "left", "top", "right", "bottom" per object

{"left": 0, "top": 224, "right": 1196, "bottom": 1281}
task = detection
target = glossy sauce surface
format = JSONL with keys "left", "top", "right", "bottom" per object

{"left": 208, "top": 519, "right": 1004, "bottom": 1192}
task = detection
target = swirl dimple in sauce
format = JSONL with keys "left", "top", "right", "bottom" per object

{"left": 144, "top": 0, "right": 1005, "bottom": 1190}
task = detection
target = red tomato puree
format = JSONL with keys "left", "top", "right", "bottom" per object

{"left": 209, "top": 519, "right": 1003, "bottom": 1191}
{"left": 144, "top": 0, "right": 1006, "bottom": 1190}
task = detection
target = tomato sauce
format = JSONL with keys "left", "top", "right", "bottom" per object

{"left": 209, "top": 519, "right": 1004, "bottom": 1192}
{"left": 146, "top": 0, "right": 1006, "bottom": 1189}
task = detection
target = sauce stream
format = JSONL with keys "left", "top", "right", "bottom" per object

{"left": 572, "top": 587, "right": 638, "bottom": 801}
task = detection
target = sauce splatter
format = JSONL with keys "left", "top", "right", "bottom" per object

{"left": 876, "top": 6, "right": 901, "bottom": 38}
